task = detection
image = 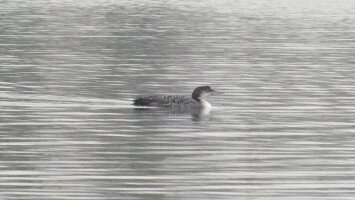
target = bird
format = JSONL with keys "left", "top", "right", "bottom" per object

{"left": 133, "top": 86, "right": 216, "bottom": 110}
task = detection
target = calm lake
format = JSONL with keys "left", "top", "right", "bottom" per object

{"left": 1, "top": 0, "right": 355, "bottom": 199}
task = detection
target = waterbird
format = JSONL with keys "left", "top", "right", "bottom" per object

{"left": 133, "top": 86, "right": 216, "bottom": 110}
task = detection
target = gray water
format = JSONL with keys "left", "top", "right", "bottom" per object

{"left": 1, "top": 0, "right": 355, "bottom": 199}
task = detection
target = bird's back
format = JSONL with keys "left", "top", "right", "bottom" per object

{"left": 133, "top": 95, "right": 197, "bottom": 108}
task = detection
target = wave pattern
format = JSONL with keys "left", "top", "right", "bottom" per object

{"left": 1, "top": 0, "right": 355, "bottom": 199}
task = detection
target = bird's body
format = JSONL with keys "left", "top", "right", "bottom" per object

{"left": 133, "top": 86, "right": 215, "bottom": 111}
{"left": 134, "top": 95, "right": 197, "bottom": 108}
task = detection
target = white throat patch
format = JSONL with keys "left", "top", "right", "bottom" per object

{"left": 200, "top": 99, "right": 212, "bottom": 108}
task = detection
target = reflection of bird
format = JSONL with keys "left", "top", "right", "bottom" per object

{"left": 133, "top": 86, "right": 216, "bottom": 109}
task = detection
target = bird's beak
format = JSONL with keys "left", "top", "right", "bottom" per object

{"left": 210, "top": 89, "right": 223, "bottom": 95}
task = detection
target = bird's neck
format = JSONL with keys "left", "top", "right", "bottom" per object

{"left": 199, "top": 99, "right": 211, "bottom": 108}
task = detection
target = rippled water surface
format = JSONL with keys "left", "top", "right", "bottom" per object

{"left": 1, "top": 0, "right": 355, "bottom": 199}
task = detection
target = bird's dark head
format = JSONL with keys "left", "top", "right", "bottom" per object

{"left": 192, "top": 86, "right": 216, "bottom": 101}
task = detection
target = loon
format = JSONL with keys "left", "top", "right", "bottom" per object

{"left": 133, "top": 86, "right": 216, "bottom": 109}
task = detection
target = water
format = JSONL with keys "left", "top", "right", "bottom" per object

{"left": 1, "top": 0, "right": 355, "bottom": 199}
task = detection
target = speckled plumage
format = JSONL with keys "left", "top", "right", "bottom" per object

{"left": 133, "top": 86, "right": 215, "bottom": 110}
{"left": 134, "top": 95, "right": 198, "bottom": 108}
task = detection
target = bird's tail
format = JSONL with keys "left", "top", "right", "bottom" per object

{"left": 133, "top": 97, "right": 150, "bottom": 106}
